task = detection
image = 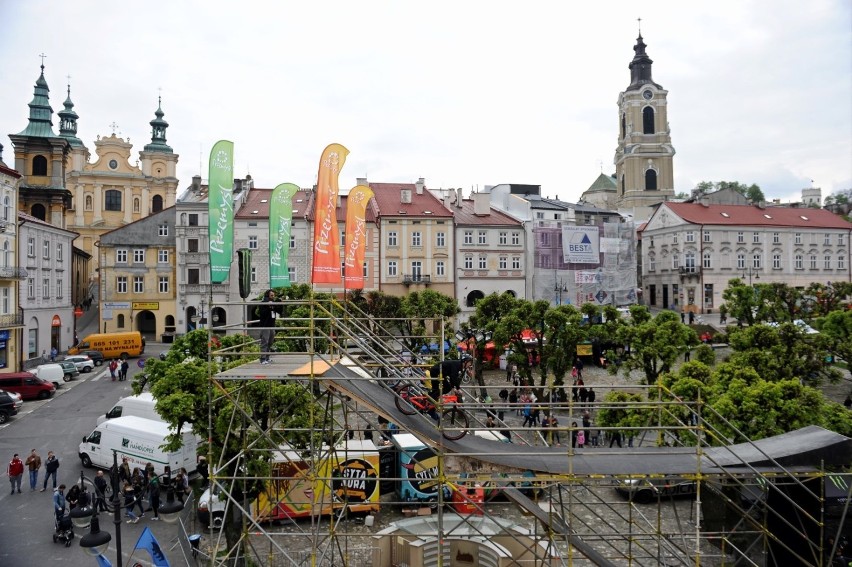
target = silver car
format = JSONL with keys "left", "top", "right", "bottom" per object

{"left": 615, "top": 476, "right": 697, "bottom": 503}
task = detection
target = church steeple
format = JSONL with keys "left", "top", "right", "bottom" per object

{"left": 143, "top": 97, "right": 173, "bottom": 153}
{"left": 58, "top": 82, "right": 83, "bottom": 148}
{"left": 16, "top": 63, "right": 56, "bottom": 137}
{"left": 627, "top": 33, "right": 662, "bottom": 91}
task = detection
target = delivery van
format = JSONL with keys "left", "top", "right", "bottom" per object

{"left": 68, "top": 331, "right": 145, "bottom": 359}
{"left": 0, "top": 372, "right": 56, "bottom": 400}
{"left": 79, "top": 416, "right": 197, "bottom": 476}
{"left": 97, "top": 392, "right": 162, "bottom": 425}
{"left": 252, "top": 439, "right": 381, "bottom": 522}
{"left": 31, "top": 364, "right": 68, "bottom": 389}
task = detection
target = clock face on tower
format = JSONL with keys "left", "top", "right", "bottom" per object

{"left": 642, "top": 90, "right": 653, "bottom": 100}
{"left": 108, "top": 159, "right": 118, "bottom": 170}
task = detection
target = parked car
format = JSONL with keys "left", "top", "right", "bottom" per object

{"left": 0, "top": 372, "right": 56, "bottom": 400}
{"left": 0, "top": 389, "right": 19, "bottom": 423}
{"left": 79, "top": 350, "right": 105, "bottom": 366}
{"left": 57, "top": 361, "right": 80, "bottom": 381}
{"left": 615, "top": 476, "right": 697, "bottom": 504}
{"left": 198, "top": 484, "right": 226, "bottom": 529}
{"left": 1, "top": 389, "right": 23, "bottom": 410}
{"left": 63, "top": 355, "right": 95, "bottom": 373}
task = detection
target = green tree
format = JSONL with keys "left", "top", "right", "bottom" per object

{"left": 820, "top": 309, "right": 852, "bottom": 365}
{"left": 726, "top": 323, "right": 842, "bottom": 387}
{"left": 490, "top": 299, "right": 550, "bottom": 388}
{"left": 693, "top": 181, "right": 765, "bottom": 203}
{"left": 596, "top": 390, "right": 652, "bottom": 445}
{"left": 135, "top": 329, "right": 325, "bottom": 554}
{"left": 542, "top": 304, "right": 587, "bottom": 390}
{"left": 610, "top": 310, "right": 699, "bottom": 384}
{"left": 398, "top": 289, "right": 460, "bottom": 356}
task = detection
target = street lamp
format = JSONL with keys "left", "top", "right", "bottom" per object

{"left": 75, "top": 450, "right": 185, "bottom": 564}
{"left": 742, "top": 266, "right": 760, "bottom": 286}
{"left": 554, "top": 279, "right": 568, "bottom": 305}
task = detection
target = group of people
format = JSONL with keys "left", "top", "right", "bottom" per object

{"left": 7, "top": 449, "right": 61, "bottom": 494}
{"left": 108, "top": 358, "right": 130, "bottom": 381}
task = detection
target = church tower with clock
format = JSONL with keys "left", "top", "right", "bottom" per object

{"left": 614, "top": 31, "right": 676, "bottom": 221}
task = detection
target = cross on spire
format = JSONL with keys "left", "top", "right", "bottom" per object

{"left": 109, "top": 121, "right": 119, "bottom": 134}
{"left": 39, "top": 52, "right": 46, "bottom": 70}
{"left": 637, "top": 17, "right": 642, "bottom": 35}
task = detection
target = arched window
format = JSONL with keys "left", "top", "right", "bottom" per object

{"left": 32, "top": 155, "right": 48, "bottom": 176}
{"left": 645, "top": 169, "right": 658, "bottom": 191}
{"left": 31, "top": 203, "right": 46, "bottom": 221}
{"left": 152, "top": 195, "right": 163, "bottom": 213}
{"left": 642, "top": 106, "right": 655, "bottom": 134}
{"left": 105, "top": 190, "right": 122, "bottom": 211}
{"left": 133, "top": 198, "right": 140, "bottom": 213}
{"left": 2, "top": 196, "right": 9, "bottom": 221}
{"left": 117, "top": 314, "right": 125, "bottom": 328}
{"left": 85, "top": 195, "right": 93, "bottom": 211}
{"left": 621, "top": 113, "right": 626, "bottom": 139}
{"left": 2, "top": 241, "right": 9, "bottom": 267}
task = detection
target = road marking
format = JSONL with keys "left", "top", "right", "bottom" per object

{"left": 89, "top": 369, "right": 108, "bottom": 382}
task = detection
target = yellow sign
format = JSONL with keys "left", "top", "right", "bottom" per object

{"left": 132, "top": 302, "right": 160, "bottom": 310}
{"left": 576, "top": 343, "right": 593, "bottom": 356}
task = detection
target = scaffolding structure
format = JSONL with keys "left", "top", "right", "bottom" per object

{"left": 186, "top": 297, "right": 851, "bottom": 567}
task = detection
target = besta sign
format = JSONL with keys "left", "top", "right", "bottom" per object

{"left": 562, "top": 226, "right": 600, "bottom": 264}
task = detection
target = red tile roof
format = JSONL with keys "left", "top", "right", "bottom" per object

{"left": 452, "top": 199, "right": 523, "bottom": 227}
{"left": 660, "top": 202, "right": 852, "bottom": 230}
{"left": 235, "top": 189, "right": 315, "bottom": 220}
{"left": 369, "top": 183, "right": 454, "bottom": 219}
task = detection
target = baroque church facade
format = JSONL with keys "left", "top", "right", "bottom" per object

{"left": 7, "top": 63, "right": 179, "bottom": 358}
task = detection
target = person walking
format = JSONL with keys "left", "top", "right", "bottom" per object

{"left": 120, "top": 359, "right": 129, "bottom": 381}
{"left": 50, "top": 346, "right": 57, "bottom": 362}
{"left": 25, "top": 449, "right": 41, "bottom": 491}
{"left": 257, "top": 289, "right": 283, "bottom": 364}
{"left": 109, "top": 359, "right": 118, "bottom": 381}
{"left": 54, "top": 484, "right": 67, "bottom": 522}
{"left": 42, "top": 451, "right": 60, "bottom": 491}
{"left": 94, "top": 470, "right": 109, "bottom": 512}
{"left": 123, "top": 481, "right": 140, "bottom": 523}
{"left": 7, "top": 453, "right": 24, "bottom": 494}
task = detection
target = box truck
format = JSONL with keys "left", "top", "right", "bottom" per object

{"left": 68, "top": 331, "right": 145, "bottom": 359}
{"left": 79, "top": 416, "right": 197, "bottom": 476}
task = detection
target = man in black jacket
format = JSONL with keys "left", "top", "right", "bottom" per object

{"left": 426, "top": 355, "right": 471, "bottom": 401}
{"left": 258, "top": 289, "right": 283, "bottom": 364}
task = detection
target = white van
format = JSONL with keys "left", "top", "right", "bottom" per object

{"left": 79, "top": 416, "right": 197, "bottom": 476}
{"left": 97, "top": 393, "right": 162, "bottom": 425}
{"left": 31, "top": 364, "right": 66, "bottom": 389}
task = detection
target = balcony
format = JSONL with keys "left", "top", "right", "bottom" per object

{"left": 402, "top": 274, "right": 431, "bottom": 286}
{"left": 0, "top": 267, "right": 28, "bottom": 280}
{"left": 0, "top": 312, "right": 24, "bottom": 327}
{"left": 679, "top": 266, "right": 701, "bottom": 280}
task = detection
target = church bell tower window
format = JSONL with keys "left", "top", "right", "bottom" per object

{"left": 642, "top": 107, "right": 655, "bottom": 134}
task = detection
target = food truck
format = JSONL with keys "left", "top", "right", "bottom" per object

{"left": 252, "top": 439, "right": 380, "bottom": 521}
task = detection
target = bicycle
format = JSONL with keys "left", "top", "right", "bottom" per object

{"left": 393, "top": 384, "right": 470, "bottom": 440}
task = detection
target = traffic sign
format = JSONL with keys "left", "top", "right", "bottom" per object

{"left": 137, "top": 358, "right": 146, "bottom": 368}
{"left": 74, "top": 307, "right": 83, "bottom": 317}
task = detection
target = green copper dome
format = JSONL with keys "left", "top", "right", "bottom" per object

{"left": 16, "top": 65, "right": 57, "bottom": 138}
{"left": 58, "top": 83, "right": 84, "bottom": 148}
{"left": 143, "top": 97, "right": 173, "bottom": 153}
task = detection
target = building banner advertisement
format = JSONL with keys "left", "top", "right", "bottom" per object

{"left": 575, "top": 271, "right": 602, "bottom": 284}
{"left": 208, "top": 140, "right": 234, "bottom": 284}
{"left": 562, "top": 226, "right": 600, "bottom": 264}
{"left": 269, "top": 183, "right": 300, "bottom": 288}
{"left": 343, "top": 185, "right": 373, "bottom": 290}
{"left": 311, "top": 143, "right": 349, "bottom": 284}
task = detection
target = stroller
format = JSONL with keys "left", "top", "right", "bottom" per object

{"left": 53, "top": 513, "right": 74, "bottom": 547}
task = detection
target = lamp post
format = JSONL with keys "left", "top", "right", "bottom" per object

{"left": 554, "top": 279, "right": 568, "bottom": 305}
{"left": 742, "top": 266, "right": 760, "bottom": 287}
{"left": 74, "top": 450, "right": 184, "bottom": 564}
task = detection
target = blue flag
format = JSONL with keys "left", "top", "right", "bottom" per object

{"left": 134, "top": 526, "right": 170, "bottom": 567}
{"left": 96, "top": 554, "right": 113, "bottom": 567}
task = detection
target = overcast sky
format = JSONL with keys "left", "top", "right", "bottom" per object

{"left": 1, "top": 1, "right": 849, "bottom": 205}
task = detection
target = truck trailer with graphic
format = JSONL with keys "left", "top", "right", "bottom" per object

{"left": 252, "top": 439, "right": 380, "bottom": 521}
{"left": 391, "top": 433, "right": 450, "bottom": 505}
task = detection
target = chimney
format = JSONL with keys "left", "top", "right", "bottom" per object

{"left": 457, "top": 187, "right": 463, "bottom": 208}
{"left": 356, "top": 177, "right": 368, "bottom": 187}
{"left": 473, "top": 192, "right": 490, "bottom": 215}
{"left": 233, "top": 178, "right": 243, "bottom": 193}
{"left": 401, "top": 189, "right": 412, "bottom": 204}
{"left": 191, "top": 175, "right": 201, "bottom": 193}
{"left": 415, "top": 177, "right": 425, "bottom": 195}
